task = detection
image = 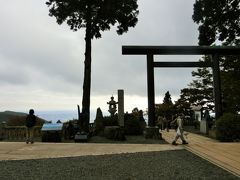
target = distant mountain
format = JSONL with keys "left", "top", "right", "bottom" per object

{"left": 3, "top": 111, "right": 27, "bottom": 116}
{"left": 0, "top": 111, "right": 27, "bottom": 123}
{"left": 0, "top": 111, "right": 47, "bottom": 125}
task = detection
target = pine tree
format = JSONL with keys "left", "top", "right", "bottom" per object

{"left": 186, "top": 0, "right": 240, "bottom": 114}
{"left": 163, "top": 91, "right": 173, "bottom": 105}
{"left": 179, "top": 56, "right": 214, "bottom": 110}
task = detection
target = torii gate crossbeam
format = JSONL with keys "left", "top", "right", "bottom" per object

{"left": 122, "top": 46, "right": 240, "bottom": 127}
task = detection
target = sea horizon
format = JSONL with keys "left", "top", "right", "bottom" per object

{"left": 35, "top": 110, "right": 96, "bottom": 123}
{"left": 2, "top": 109, "right": 148, "bottom": 124}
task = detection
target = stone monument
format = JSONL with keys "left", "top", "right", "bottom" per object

{"left": 118, "top": 89, "right": 124, "bottom": 127}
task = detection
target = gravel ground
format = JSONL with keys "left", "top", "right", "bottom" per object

{"left": 0, "top": 150, "right": 238, "bottom": 180}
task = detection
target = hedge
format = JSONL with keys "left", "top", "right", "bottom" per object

{"left": 216, "top": 113, "right": 240, "bottom": 142}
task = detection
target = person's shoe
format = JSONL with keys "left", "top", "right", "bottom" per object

{"left": 30, "top": 141, "right": 34, "bottom": 144}
{"left": 172, "top": 141, "right": 177, "bottom": 145}
{"left": 182, "top": 141, "right": 188, "bottom": 145}
{"left": 26, "top": 141, "right": 29, "bottom": 144}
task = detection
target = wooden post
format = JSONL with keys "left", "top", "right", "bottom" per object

{"left": 147, "top": 54, "right": 155, "bottom": 126}
{"left": 77, "top": 105, "right": 83, "bottom": 131}
{"left": 212, "top": 54, "right": 222, "bottom": 119}
{"left": 77, "top": 105, "right": 81, "bottom": 121}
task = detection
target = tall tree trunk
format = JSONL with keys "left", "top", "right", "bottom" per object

{"left": 81, "top": 6, "right": 92, "bottom": 133}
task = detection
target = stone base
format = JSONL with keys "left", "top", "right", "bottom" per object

{"left": 143, "top": 127, "right": 162, "bottom": 139}
{"left": 104, "top": 126, "right": 126, "bottom": 141}
{"left": 74, "top": 131, "right": 88, "bottom": 143}
{"left": 42, "top": 131, "right": 62, "bottom": 142}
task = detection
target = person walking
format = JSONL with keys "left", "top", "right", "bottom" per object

{"left": 172, "top": 113, "right": 188, "bottom": 145}
{"left": 25, "top": 109, "right": 37, "bottom": 144}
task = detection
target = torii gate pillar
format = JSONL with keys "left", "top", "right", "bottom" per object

{"left": 147, "top": 54, "right": 155, "bottom": 126}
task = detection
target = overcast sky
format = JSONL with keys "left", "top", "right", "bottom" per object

{"left": 0, "top": 0, "right": 201, "bottom": 119}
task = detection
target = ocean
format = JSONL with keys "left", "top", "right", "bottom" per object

{"left": 36, "top": 110, "right": 77, "bottom": 123}
{"left": 35, "top": 110, "right": 96, "bottom": 123}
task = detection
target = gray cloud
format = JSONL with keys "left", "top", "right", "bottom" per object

{"left": 0, "top": 0, "right": 200, "bottom": 111}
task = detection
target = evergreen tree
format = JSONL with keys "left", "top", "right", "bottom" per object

{"left": 178, "top": 57, "right": 214, "bottom": 110}
{"left": 163, "top": 91, "right": 173, "bottom": 105}
{"left": 192, "top": 0, "right": 240, "bottom": 45}
{"left": 156, "top": 91, "right": 175, "bottom": 121}
{"left": 186, "top": 0, "right": 240, "bottom": 114}
{"left": 46, "top": 0, "right": 139, "bottom": 132}
{"left": 174, "top": 93, "right": 192, "bottom": 116}
{"left": 221, "top": 55, "right": 240, "bottom": 113}
{"left": 182, "top": 55, "right": 240, "bottom": 113}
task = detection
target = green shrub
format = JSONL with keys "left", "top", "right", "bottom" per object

{"left": 124, "top": 114, "right": 143, "bottom": 135}
{"left": 103, "top": 115, "right": 119, "bottom": 126}
{"left": 216, "top": 113, "right": 240, "bottom": 142}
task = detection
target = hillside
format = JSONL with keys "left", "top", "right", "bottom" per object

{"left": 0, "top": 111, "right": 47, "bottom": 126}
{"left": 0, "top": 111, "right": 27, "bottom": 123}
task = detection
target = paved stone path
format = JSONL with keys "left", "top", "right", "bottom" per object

{"left": 161, "top": 129, "right": 240, "bottom": 177}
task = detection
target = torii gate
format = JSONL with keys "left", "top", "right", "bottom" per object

{"left": 122, "top": 46, "right": 240, "bottom": 127}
